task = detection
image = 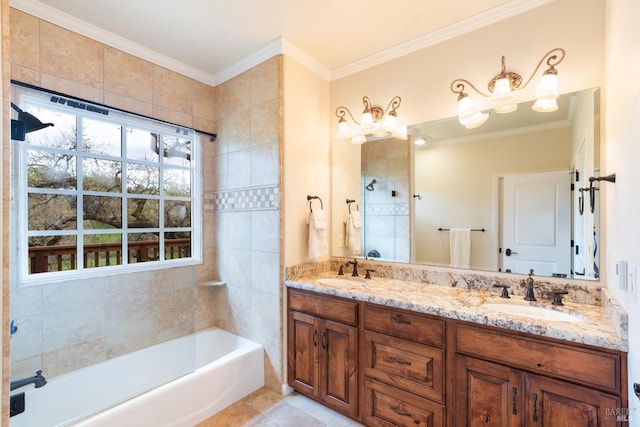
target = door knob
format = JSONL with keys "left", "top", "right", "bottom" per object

{"left": 505, "top": 248, "right": 518, "bottom": 256}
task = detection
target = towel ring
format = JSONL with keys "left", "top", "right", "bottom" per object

{"left": 346, "top": 199, "right": 356, "bottom": 213}
{"left": 307, "top": 195, "right": 323, "bottom": 212}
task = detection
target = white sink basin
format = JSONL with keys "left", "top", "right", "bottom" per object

{"left": 316, "top": 277, "right": 365, "bottom": 286}
{"left": 482, "top": 303, "right": 583, "bottom": 322}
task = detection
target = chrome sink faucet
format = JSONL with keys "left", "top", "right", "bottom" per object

{"left": 524, "top": 269, "right": 537, "bottom": 301}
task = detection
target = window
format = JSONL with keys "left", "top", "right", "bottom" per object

{"left": 13, "top": 83, "right": 201, "bottom": 282}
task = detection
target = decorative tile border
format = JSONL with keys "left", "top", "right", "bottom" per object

{"left": 204, "top": 185, "right": 280, "bottom": 211}
{"left": 364, "top": 203, "right": 410, "bottom": 216}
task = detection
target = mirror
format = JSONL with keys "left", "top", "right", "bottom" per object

{"left": 332, "top": 88, "right": 600, "bottom": 280}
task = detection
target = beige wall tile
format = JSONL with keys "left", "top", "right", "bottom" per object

{"left": 153, "top": 288, "right": 194, "bottom": 332}
{"left": 192, "top": 80, "right": 215, "bottom": 119}
{"left": 193, "top": 117, "right": 216, "bottom": 135}
{"left": 251, "top": 142, "right": 279, "bottom": 186}
{"left": 10, "top": 9, "right": 39, "bottom": 71}
{"left": 10, "top": 64, "right": 39, "bottom": 85}
{"left": 104, "top": 90, "right": 153, "bottom": 117}
{"left": 40, "top": 73, "right": 104, "bottom": 104}
{"left": 153, "top": 104, "right": 193, "bottom": 128}
{"left": 153, "top": 66, "right": 193, "bottom": 115}
{"left": 40, "top": 21, "right": 103, "bottom": 88}
{"left": 226, "top": 71, "right": 251, "bottom": 116}
{"left": 227, "top": 110, "right": 251, "bottom": 152}
{"left": 42, "top": 338, "right": 105, "bottom": 378}
{"left": 104, "top": 46, "right": 153, "bottom": 103}
{"left": 251, "top": 56, "right": 279, "bottom": 107}
{"left": 251, "top": 99, "right": 279, "bottom": 146}
{"left": 226, "top": 149, "right": 251, "bottom": 189}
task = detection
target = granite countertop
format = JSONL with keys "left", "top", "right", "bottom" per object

{"left": 285, "top": 273, "right": 629, "bottom": 352}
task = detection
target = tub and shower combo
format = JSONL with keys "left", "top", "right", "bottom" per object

{"left": 10, "top": 327, "right": 264, "bottom": 427}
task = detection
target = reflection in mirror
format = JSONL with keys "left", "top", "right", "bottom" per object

{"left": 332, "top": 88, "right": 600, "bottom": 280}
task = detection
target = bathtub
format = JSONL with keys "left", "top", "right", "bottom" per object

{"left": 10, "top": 327, "right": 264, "bottom": 427}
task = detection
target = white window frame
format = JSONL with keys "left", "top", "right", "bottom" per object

{"left": 14, "top": 84, "right": 202, "bottom": 285}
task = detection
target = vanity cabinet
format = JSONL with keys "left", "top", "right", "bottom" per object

{"left": 287, "top": 289, "right": 358, "bottom": 418}
{"left": 454, "top": 323, "right": 625, "bottom": 426}
{"left": 361, "top": 304, "right": 446, "bottom": 427}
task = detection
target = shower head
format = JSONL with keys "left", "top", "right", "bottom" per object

{"left": 365, "top": 179, "right": 376, "bottom": 191}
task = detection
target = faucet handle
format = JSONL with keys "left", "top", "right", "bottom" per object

{"left": 365, "top": 269, "right": 375, "bottom": 279}
{"left": 549, "top": 289, "right": 569, "bottom": 306}
{"left": 492, "top": 284, "right": 510, "bottom": 298}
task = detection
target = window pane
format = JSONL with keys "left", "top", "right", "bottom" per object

{"left": 164, "top": 201, "right": 191, "bottom": 227}
{"left": 126, "top": 129, "right": 160, "bottom": 163}
{"left": 127, "top": 163, "right": 159, "bottom": 195}
{"left": 127, "top": 198, "right": 159, "bottom": 228}
{"left": 83, "top": 118, "right": 122, "bottom": 157}
{"left": 163, "top": 136, "right": 191, "bottom": 167}
{"left": 27, "top": 150, "right": 76, "bottom": 189}
{"left": 28, "top": 193, "right": 77, "bottom": 231}
{"left": 28, "top": 235, "right": 77, "bottom": 274}
{"left": 164, "top": 168, "right": 191, "bottom": 197}
{"left": 24, "top": 107, "right": 77, "bottom": 150}
{"left": 83, "top": 233, "right": 123, "bottom": 268}
{"left": 83, "top": 157, "right": 122, "bottom": 192}
{"left": 165, "top": 231, "right": 191, "bottom": 260}
{"left": 128, "top": 232, "right": 159, "bottom": 264}
{"left": 83, "top": 196, "right": 122, "bottom": 229}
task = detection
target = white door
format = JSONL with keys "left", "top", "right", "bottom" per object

{"left": 502, "top": 170, "right": 571, "bottom": 277}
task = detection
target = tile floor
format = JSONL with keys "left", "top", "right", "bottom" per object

{"left": 197, "top": 388, "right": 365, "bottom": 427}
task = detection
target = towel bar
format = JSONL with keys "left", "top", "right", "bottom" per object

{"left": 438, "top": 227, "right": 485, "bottom": 232}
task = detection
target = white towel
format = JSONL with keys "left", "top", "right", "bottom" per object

{"left": 308, "top": 210, "right": 328, "bottom": 259}
{"left": 449, "top": 228, "right": 471, "bottom": 269}
{"left": 344, "top": 211, "right": 362, "bottom": 254}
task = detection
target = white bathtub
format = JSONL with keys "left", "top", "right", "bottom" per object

{"left": 10, "top": 327, "right": 264, "bottom": 427}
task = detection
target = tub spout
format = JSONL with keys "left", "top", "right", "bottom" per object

{"left": 11, "top": 370, "right": 47, "bottom": 391}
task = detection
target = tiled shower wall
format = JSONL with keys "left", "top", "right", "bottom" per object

{"left": 8, "top": 8, "right": 220, "bottom": 380}
{"left": 208, "top": 56, "right": 283, "bottom": 391}
{"left": 361, "top": 138, "right": 410, "bottom": 262}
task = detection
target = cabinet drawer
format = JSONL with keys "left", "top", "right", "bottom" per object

{"left": 364, "top": 331, "right": 444, "bottom": 403}
{"left": 364, "top": 305, "right": 445, "bottom": 348}
{"left": 363, "top": 377, "right": 445, "bottom": 427}
{"left": 455, "top": 323, "right": 622, "bottom": 393}
{"left": 288, "top": 289, "right": 358, "bottom": 326}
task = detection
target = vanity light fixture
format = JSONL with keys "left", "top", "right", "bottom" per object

{"left": 335, "top": 96, "right": 407, "bottom": 144}
{"left": 450, "top": 48, "right": 566, "bottom": 129}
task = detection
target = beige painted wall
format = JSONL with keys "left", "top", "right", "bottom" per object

{"left": 282, "top": 56, "right": 331, "bottom": 267}
{"left": 414, "top": 126, "right": 572, "bottom": 270}
{"left": 604, "top": 0, "right": 640, "bottom": 416}
{"left": 330, "top": 0, "right": 605, "bottom": 130}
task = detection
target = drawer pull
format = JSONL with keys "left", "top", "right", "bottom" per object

{"left": 389, "top": 356, "right": 412, "bottom": 366}
{"left": 389, "top": 315, "right": 412, "bottom": 325}
{"left": 512, "top": 387, "right": 517, "bottom": 415}
{"left": 313, "top": 329, "right": 317, "bottom": 347}
{"left": 532, "top": 393, "right": 538, "bottom": 422}
{"left": 390, "top": 405, "right": 412, "bottom": 418}
{"left": 321, "top": 330, "right": 327, "bottom": 350}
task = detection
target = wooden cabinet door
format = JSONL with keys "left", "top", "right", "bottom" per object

{"left": 320, "top": 319, "right": 358, "bottom": 418}
{"left": 288, "top": 311, "right": 320, "bottom": 398}
{"left": 455, "top": 356, "right": 524, "bottom": 427}
{"left": 525, "top": 374, "right": 621, "bottom": 427}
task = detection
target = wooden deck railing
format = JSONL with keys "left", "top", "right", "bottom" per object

{"left": 28, "top": 238, "right": 191, "bottom": 273}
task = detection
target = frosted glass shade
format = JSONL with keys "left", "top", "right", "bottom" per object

{"left": 336, "top": 120, "right": 351, "bottom": 139}
{"left": 492, "top": 77, "right": 514, "bottom": 101}
{"left": 534, "top": 73, "right": 559, "bottom": 100}
{"left": 532, "top": 97, "right": 559, "bottom": 112}
{"left": 458, "top": 95, "right": 489, "bottom": 129}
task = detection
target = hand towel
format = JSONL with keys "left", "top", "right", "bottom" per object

{"left": 344, "top": 211, "right": 362, "bottom": 254}
{"left": 449, "top": 228, "right": 471, "bottom": 269}
{"left": 308, "top": 209, "right": 328, "bottom": 259}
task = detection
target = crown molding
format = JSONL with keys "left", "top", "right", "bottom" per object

{"left": 281, "top": 39, "right": 331, "bottom": 82}
{"left": 10, "top": 0, "right": 218, "bottom": 86}
{"left": 331, "top": 0, "right": 555, "bottom": 81}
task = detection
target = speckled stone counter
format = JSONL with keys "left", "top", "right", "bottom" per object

{"left": 285, "top": 265, "right": 629, "bottom": 352}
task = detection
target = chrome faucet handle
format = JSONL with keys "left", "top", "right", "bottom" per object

{"left": 492, "top": 284, "right": 510, "bottom": 298}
